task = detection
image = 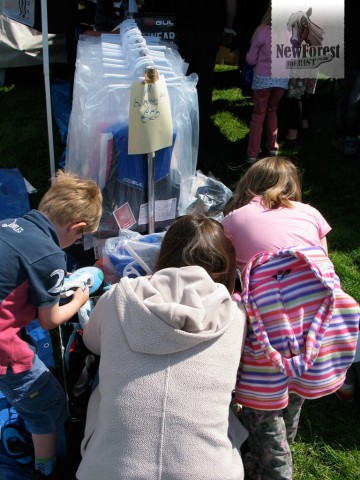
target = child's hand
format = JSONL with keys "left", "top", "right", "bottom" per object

{"left": 71, "top": 285, "right": 90, "bottom": 307}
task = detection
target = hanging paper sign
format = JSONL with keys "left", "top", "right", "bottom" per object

{"left": 128, "top": 73, "right": 173, "bottom": 154}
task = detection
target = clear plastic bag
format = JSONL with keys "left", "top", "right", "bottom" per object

{"left": 183, "top": 171, "right": 233, "bottom": 218}
{"left": 103, "top": 231, "right": 166, "bottom": 283}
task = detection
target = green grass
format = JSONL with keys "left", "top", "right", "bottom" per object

{"left": 1, "top": 63, "right": 360, "bottom": 479}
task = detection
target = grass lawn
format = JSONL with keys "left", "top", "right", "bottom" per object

{"left": 1, "top": 63, "right": 359, "bottom": 479}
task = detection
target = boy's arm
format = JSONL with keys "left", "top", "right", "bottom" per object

{"left": 37, "top": 286, "right": 90, "bottom": 330}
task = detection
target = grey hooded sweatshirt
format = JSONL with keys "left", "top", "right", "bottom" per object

{"left": 77, "top": 266, "right": 247, "bottom": 480}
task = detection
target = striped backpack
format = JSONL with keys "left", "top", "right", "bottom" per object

{"left": 235, "top": 245, "right": 360, "bottom": 411}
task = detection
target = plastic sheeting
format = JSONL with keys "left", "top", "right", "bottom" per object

{"left": 66, "top": 19, "right": 199, "bottom": 235}
{"left": 0, "top": 13, "right": 66, "bottom": 69}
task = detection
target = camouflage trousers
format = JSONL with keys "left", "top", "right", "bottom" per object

{"left": 242, "top": 394, "right": 305, "bottom": 480}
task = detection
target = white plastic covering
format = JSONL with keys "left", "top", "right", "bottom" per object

{"left": 66, "top": 19, "right": 199, "bottom": 235}
{"left": 0, "top": 13, "right": 66, "bottom": 68}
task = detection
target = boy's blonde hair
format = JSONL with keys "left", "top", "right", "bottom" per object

{"left": 38, "top": 170, "right": 103, "bottom": 233}
{"left": 225, "top": 156, "right": 302, "bottom": 214}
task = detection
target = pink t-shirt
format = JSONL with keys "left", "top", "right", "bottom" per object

{"left": 246, "top": 24, "right": 271, "bottom": 76}
{"left": 222, "top": 196, "right": 331, "bottom": 270}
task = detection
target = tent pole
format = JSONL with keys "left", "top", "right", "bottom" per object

{"left": 40, "top": 0, "right": 56, "bottom": 177}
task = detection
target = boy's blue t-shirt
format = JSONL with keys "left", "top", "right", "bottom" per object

{"left": 0, "top": 210, "right": 66, "bottom": 374}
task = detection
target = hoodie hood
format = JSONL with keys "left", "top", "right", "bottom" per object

{"left": 114, "top": 265, "right": 237, "bottom": 355}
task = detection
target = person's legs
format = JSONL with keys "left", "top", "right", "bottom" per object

{"left": 335, "top": 69, "right": 360, "bottom": 137}
{"left": 0, "top": 355, "right": 68, "bottom": 478}
{"left": 283, "top": 394, "right": 305, "bottom": 445}
{"left": 265, "top": 88, "right": 286, "bottom": 152}
{"left": 299, "top": 93, "right": 313, "bottom": 130}
{"left": 242, "top": 405, "right": 294, "bottom": 480}
{"left": 177, "top": 30, "right": 220, "bottom": 139}
{"left": 343, "top": 70, "right": 360, "bottom": 154}
{"left": 247, "top": 89, "right": 272, "bottom": 159}
{"left": 286, "top": 97, "right": 302, "bottom": 140}
{"left": 32, "top": 432, "right": 57, "bottom": 476}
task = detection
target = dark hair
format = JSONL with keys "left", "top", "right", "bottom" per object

{"left": 155, "top": 215, "right": 236, "bottom": 291}
{"left": 224, "top": 156, "right": 302, "bottom": 214}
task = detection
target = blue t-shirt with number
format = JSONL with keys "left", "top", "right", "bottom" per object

{"left": 0, "top": 210, "right": 66, "bottom": 374}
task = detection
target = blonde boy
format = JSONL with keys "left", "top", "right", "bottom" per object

{"left": 0, "top": 171, "right": 102, "bottom": 479}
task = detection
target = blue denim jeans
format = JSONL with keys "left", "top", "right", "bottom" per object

{"left": 0, "top": 355, "right": 68, "bottom": 434}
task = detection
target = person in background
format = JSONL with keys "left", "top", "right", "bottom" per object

{"left": 285, "top": 77, "right": 317, "bottom": 142}
{"left": 245, "top": 2, "right": 289, "bottom": 162}
{"left": 174, "top": 0, "right": 237, "bottom": 143}
{"left": 77, "top": 214, "right": 248, "bottom": 480}
{"left": 332, "top": 0, "right": 360, "bottom": 156}
{"left": 0, "top": 171, "right": 103, "bottom": 480}
{"left": 235, "top": 0, "right": 269, "bottom": 69}
{"left": 94, "top": 0, "right": 123, "bottom": 32}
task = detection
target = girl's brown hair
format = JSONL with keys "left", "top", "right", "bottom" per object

{"left": 224, "top": 156, "right": 302, "bottom": 214}
{"left": 155, "top": 215, "right": 236, "bottom": 292}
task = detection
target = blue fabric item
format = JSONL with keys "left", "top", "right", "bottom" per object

{"left": 51, "top": 79, "right": 72, "bottom": 169}
{"left": 0, "top": 169, "right": 30, "bottom": 221}
{"left": 0, "top": 420, "right": 33, "bottom": 465}
{"left": 105, "top": 125, "right": 176, "bottom": 190}
{"left": 239, "top": 60, "right": 254, "bottom": 89}
{"left": 25, "top": 320, "right": 55, "bottom": 370}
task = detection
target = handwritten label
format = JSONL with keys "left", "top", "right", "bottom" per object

{"left": 128, "top": 74, "right": 173, "bottom": 154}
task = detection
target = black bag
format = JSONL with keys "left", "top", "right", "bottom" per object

{"left": 239, "top": 60, "right": 254, "bottom": 90}
{"left": 64, "top": 328, "right": 99, "bottom": 420}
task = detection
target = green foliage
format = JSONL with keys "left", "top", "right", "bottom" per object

{"left": 293, "top": 395, "right": 360, "bottom": 479}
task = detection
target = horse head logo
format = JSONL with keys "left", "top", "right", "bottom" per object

{"left": 287, "top": 7, "right": 324, "bottom": 47}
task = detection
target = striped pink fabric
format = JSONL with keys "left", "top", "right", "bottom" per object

{"left": 235, "top": 246, "right": 360, "bottom": 410}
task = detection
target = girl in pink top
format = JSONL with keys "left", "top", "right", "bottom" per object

{"left": 245, "top": 3, "right": 289, "bottom": 162}
{"left": 222, "top": 156, "right": 332, "bottom": 479}
{"left": 222, "top": 157, "right": 330, "bottom": 271}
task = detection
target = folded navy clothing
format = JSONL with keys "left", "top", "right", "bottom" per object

{"left": 104, "top": 124, "right": 176, "bottom": 189}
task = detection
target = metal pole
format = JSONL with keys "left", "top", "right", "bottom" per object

{"left": 144, "top": 66, "right": 159, "bottom": 234}
{"left": 40, "top": 0, "right": 56, "bottom": 177}
{"left": 147, "top": 151, "right": 155, "bottom": 233}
